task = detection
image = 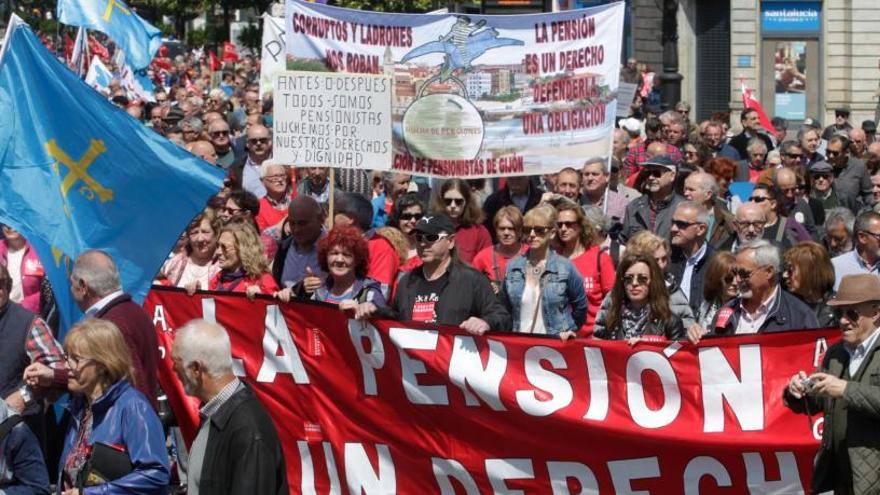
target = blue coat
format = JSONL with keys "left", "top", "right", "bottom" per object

{"left": 502, "top": 251, "right": 587, "bottom": 335}
{"left": 59, "top": 380, "right": 169, "bottom": 494}
{"left": 0, "top": 402, "right": 49, "bottom": 495}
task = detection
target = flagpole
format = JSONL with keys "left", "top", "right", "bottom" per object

{"left": 328, "top": 168, "right": 335, "bottom": 230}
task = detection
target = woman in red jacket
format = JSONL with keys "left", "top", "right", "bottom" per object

{"left": 553, "top": 202, "right": 615, "bottom": 334}
{"left": 432, "top": 179, "right": 491, "bottom": 265}
{"left": 208, "top": 222, "right": 278, "bottom": 298}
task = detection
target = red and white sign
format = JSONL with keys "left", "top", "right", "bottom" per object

{"left": 145, "top": 287, "right": 836, "bottom": 494}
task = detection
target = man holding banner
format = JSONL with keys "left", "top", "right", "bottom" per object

{"left": 785, "top": 273, "right": 880, "bottom": 495}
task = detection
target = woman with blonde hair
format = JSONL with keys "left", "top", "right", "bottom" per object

{"left": 553, "top": 201, "right": 615, "bottom": 333}
{"left": 501, "top": 204, "right": 586, "bottom": 339}
{"left": 782, "top": 241, "right": 836, "bottom": 327}
{"left": 58, "top": 319, "right": 169, "bottom": 494}
{"left": 208, "top": 222, "right": 279, "bottom": 297}
{"left": 432, "top": 179, "right": 492, "bottom": 264}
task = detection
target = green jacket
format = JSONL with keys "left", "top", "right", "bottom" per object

{"left": 784, "top": 336, "right": 880, "bottom": 494}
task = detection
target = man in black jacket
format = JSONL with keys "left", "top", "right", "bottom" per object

{"left": 358, "top": 214, "right": 511, "bottom": 334}
{"left": 172, "top": 320, "right": 287, "bottom": 495}
{"left": 728, "top": 108, "right": 774, "bottom": 160}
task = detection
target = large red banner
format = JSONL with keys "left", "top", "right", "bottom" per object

{"left": 145, "top": 287, "right": 837, "bottom": 494}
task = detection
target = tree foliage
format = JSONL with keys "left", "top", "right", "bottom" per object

{"left": 331, "top": 0, "right": 437, "bottom": 13}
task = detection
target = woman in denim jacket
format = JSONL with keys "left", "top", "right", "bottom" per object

{"left": 501, "top": 205, "right": 587, "bottom": 339}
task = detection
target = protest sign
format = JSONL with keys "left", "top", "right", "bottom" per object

{"left": 273, "top": 71, "right": 392, "bottom": 169}
{"left": 147, "top": 288, "right": 834, "bottom": 494}
{"left": 260, "top": 15, "right": 286, "bottom": 98}
{"left": 285, "top": 0, "right": 624, "bottom": 178}
{"left": 616, "top": 81, "right": 637, "bottom": 117}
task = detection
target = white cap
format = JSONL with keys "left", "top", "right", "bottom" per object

{"left": 620, "top": 118, "right": 641, "bottom": 134}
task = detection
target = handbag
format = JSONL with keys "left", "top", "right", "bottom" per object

{"left": 77, "top": 442, "right": 134, "bottom": 489}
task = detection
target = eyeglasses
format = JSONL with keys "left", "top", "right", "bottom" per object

{"left": 749, "top": 196, "right": 771, "bottom": 203}
{"left": 248, "top": 137, "right": 270, "bottom": 145}
{"left": 785, "top": 153, "right": 804, "bottom": 159}
{"left": 415, "top": 232, "right": 449, "bottom": 244}
{"left": 556, "top": 221, "right": 578, "bottom": 229}
{"left": 671, "top": 219, "right": 699, "bottom": 229}
{"left": 812, "top": 173, "right": 831, "bottom": 181}
{"left": 443, "top": 197, "right": 465, "bottom": 206}
{"left": 859, "top": 230, "right": 880, "bottom": 241}
{"left": 400, "top": 213, "right": 423, "bottom": 222}
{"left": 63, "top": 353, "right": 93, "bottom": 369}
{"left": 524, "top": 225, "right": 550, "bottom": 235}
{"left": 732, "top": 266, "right": 762, "bottom": 280}
{"left": 223, "top": 206, "right": 242, "bottom": 215}
{"left": 833, "top": 307, "right": 862, "bottom": 322}
{"left": 723, "top": 273, "right": 736, "bottom": 284}
{"left": 210, "top": 130, "right": 230, "bottom": 138}
{"left": 623, "top": 274, "right": 650, "bottom": 286}
{"left": 262, "top": 174, "right": 287, "bottom": 183}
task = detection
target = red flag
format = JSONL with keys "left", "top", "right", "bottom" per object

{"left": 741, "top": 81, "right": 775, "bottom": 134}
{"left": 222, "top": 41, "right": 239, "bottom": 63}
{"left": 208, "top": 50, "right": 222, "bottom": 71}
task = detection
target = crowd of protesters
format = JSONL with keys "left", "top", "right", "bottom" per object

{"left": 0, "top": 43, "right": 878, "bottom": 494}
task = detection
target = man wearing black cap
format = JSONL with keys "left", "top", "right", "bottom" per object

{"left": 822, "top": 107, "right": 854, "bottom": 141}
{"left": 784, "top": 273, "right": 880, "bottom": 495}
{"left": 619, "top": 155, "right": 684, "bottom": 242}
{"left": 862, "top": 120, "right": 877, "bottom": 144}
{"left": 810, "top": 160, "right": 862, "bottom": 213}
{"left": 357, "top": 214, "right": 511, "bottom": 335}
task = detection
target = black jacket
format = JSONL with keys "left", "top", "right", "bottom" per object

{"left": 198, "top": 384, "right": 288, "bottom": 495}
{"left": 382, "top": 261, "right": 511, "bottom": 331}
{"left": 709, "top": 288, "right": 820, "bottom": 336}
{"left": 728, "top": 131, "right": 774, "bottom": 161}
{"left": 669, "top": 243, "right": 715, "bottom": 314}
{"left": 482, "top": 185, "right": 543, "bottom": 242}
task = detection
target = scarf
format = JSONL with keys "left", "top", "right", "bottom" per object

{"left": 215, "top": 268, "right": 246, "bottom": 292}
{"left": 620, "top": 304, "right": 650, "bottom": 339}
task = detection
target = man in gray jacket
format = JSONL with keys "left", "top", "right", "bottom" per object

{"left": 784, "top": 273, "right": 880, "bottom": 495}
{"left": 827, "top": 135, "right": 873, "bottom": 206}
{"left": 619, "top": 155, "right": 684, "bottom": 243}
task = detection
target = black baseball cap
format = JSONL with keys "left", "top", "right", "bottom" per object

{"left": 413, "top": 214, "right": 456, "bottom": 236}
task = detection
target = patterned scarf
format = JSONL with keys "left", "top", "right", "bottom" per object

{"left": 63, "top": 404, "right": 94, "bottom": 489}
{"left": 620, "top": 304, "right": 650, "bottom": 339}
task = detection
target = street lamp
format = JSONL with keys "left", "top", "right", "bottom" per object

{"left": 658, "top": 0, "right": 683, "bottom": 110}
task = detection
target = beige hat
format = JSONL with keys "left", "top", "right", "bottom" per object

{"left": 828, "top": 274, "right": 880, "bottom": 306}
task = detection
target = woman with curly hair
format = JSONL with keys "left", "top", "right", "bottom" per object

{"left": 553, "top": 201, "right": 615, "bottom": 333}
{"left": 208, "top": 222, "right": 278, "bottom": 298}
{"left": 593, "top": 253, "right": 684, "bottom": 342}
{"left": 432, "top": 179, "right": 492, "bottom": 265}
{"left": 293, "top": 225, "right": 388, "bottom": 311}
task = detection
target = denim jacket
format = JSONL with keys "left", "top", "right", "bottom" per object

{"left": 502, "top": 251, "right": 587, "bottom": 335}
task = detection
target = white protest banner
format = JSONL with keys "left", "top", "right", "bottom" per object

{"left": 273, "top": 71, "right": 392, "bottom": 169}
{"left": 616, "top": 81, "right": 637, "bottom": 117}
{"left": 285, "top": 0, "right": 624, "bottom": 178}
{"left": 260, "top": 15, "right": 286, "bottom": 98}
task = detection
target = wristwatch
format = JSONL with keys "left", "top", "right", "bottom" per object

{"left": 18, "top": 385, "right": 33, "bottom": 407}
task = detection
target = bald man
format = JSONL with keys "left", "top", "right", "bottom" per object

{"left": 229, "top": 124, "right": 272, "bottom": 195}
{"left": 187, "top": 140, "right": 218, "bottom": 165}
{"left": 849, "top": 127, "right": 868, "bottom": 159}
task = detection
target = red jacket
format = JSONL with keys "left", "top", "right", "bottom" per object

{"left": 0, "top": 241, "right": 44, "bottom": 314}
{"left": 208, "top": 271, "right": 279, "bottom": 294}
{"left": 367, "top": 231, "right": 400, "bottom": 298}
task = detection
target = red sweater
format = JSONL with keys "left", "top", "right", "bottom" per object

{"left": 367, "top": 233, "right": 400, "bottom": 296}
{"left": 471, "top": 244, "right": 528, "bottom": 281}
{"left": 208, "top": 271, "right": 279, "bottom": 294}
{"left": 454, "top": 224, "right": 492, "bottom": 265}
{"left": 570, "top": 246, "right": 616, "bottom": 334}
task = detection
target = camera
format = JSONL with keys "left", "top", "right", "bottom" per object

{"left": 799, "top": 377, "right": 815, "bottom": 392}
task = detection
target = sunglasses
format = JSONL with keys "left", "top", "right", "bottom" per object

{"left": 646, "top": 168, "right": 667, "bottom": 178}
{"left": 833, "top": 307, "right": 862, "bottom": 322}
{"left": 785, "top": 153, "right": 804, "bottom": 159}
{"left": 400, "top": 213, "right": 423, "bottom": 222}
{"left": 671, "top": 219, "right": 698, "bottom": 229}
{"left": 723, "top": 273, "right": 736, "bottom": 284}
{"left": 524, "top": 225, "right": 550, "bottom": 235}
{"left": 443, "top": 197, "right": 465, "bottom": 206}
{"left": 812, "top": 173, "right": 831, "bottom": 181}
{"left": 248, "top": 137, "right": 270, "bottom": 145}
{"left": 415, "top": 232, "right": 449, "bottom": 243}
{"left": 210, "top": 130, "right": 230, "bottom": 137}
{"left": 556, "top": 221, "right": 578, "bottom": 229}
{"left": 623, "top": 274, "right": 650, "bottom": 286}
{"left": 825, "top": 150, "right": 842, "bottom": 157}
{"left": 732, "top": 267, "right": 761, "bottom": 280}
{"left": 749, "top": 196, "right": 770, "bottom": 203}
{"left": 223, "top": 206, "right": 242, "bottom": 215}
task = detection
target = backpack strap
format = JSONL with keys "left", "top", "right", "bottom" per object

{"left": 0, "top": 414, "right": 24, "bottom": 441}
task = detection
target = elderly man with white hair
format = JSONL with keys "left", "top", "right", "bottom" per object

{"left": 172, "top": 320, "right": 288, "bottom": 495}
{"left": 682, "top": 171, "right": 736, "bottom": 249}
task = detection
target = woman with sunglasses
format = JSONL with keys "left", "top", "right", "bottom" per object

{"left": 553, "top": 202, "right": 615, "bottom": 333}
{"left": 432, "top": 179, "right": 492, "bottom": 265}
{"left": 388, "top": 192, "right": 425, "bottom": 271}
{"left": 501, "top": 205, "right": 586, "bottom": 339}
{"left": 782, "top": 242, "right": 836, "bottom": 327}
{"left": 593, "top": 253, "right": 684, "bottom": 342}
{"left": 693, "top": 251, "right": 739, "bottom": 330}
{"left": 59, "top": 319, "right": 169, "bottom": 494}
{"left": 208, "top": 222, "right": 279, "bottom": 298}
{"left": 472, "top": 206, "right": 527, "bottom": 294}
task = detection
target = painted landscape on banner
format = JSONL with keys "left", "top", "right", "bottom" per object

{"left": 283, "top": 0, "right": 624, "bottom": 178}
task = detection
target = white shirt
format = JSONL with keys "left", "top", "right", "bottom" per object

{"left": 84, "top": 289, "right": 124, "bottom": 317}
{"left": 242, "top": 156, "right": 267, "bottom": 198}
{"left": 518, "top": 282, "right": 546, "bottom": 334}
{"left": 6, "top": 247, "right": 25, "bottom": 303}
{"left": 735, "top": 286, "right": 780, "bottom": 335}
{"left": 680, "top": 242, "right": 707, "bottom": 302}
{"left": 847, "top": 327, "right": 880, "bottom": 376}
{"left": 178, "top": 262, "right": 214, "bottom": 289}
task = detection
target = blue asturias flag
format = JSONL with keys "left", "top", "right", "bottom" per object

{"left": 0, "top": 16, "right": 224, "bottom": 331}
{"left": 57, "top": 0, "right": 161, "bottom": 70}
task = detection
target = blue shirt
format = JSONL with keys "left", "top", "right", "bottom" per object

{"left": 280, "top": 233, "right": 327, "bottom": 288}
{"left": 831, "top": 250, "right": 880, "bottom": 291}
